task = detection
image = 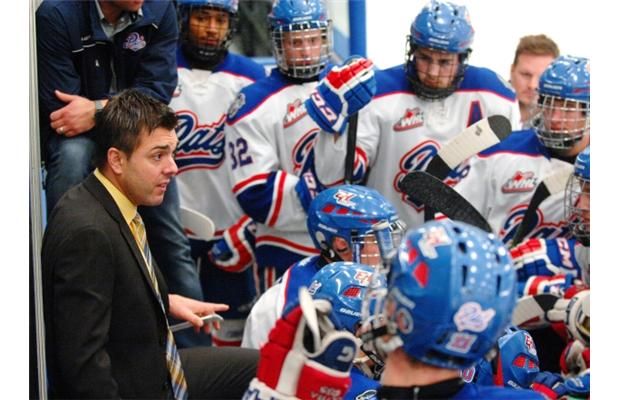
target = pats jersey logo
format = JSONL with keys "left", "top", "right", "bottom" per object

{"left": 283, "top": 98, "right": 308, "bottom": 128}
{"left": 502, "top": 171, "right": 538, "bottom": 193}
{"left": 500, "top": 204, "right": 571, "bottom": 243}
{"left": 454, "top": 302, "right": 496, "bottom": 333}
{"left": 122, "top": 32, "right": 146, "bottom": 52}
{"left": 418, "top": 226, "right": 452, "bottom": 259}
{"left": 393, "top": 140, "right": 439, "bottom": 211}
{"left": 291, "top": 129, "right": 319, "bottom": 175}
{"left": 175, "top": 110, "right": 226, "bottom": 172}
{"left": 393, "top": 107, "right": 424, "bottom": 132}
{"left": 393, "top": 141, "right": 469, "bottom": 210}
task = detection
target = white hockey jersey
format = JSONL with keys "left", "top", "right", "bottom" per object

{"left": 241, "top": 255, "right": 323, "bottom": 349}
{"left": 353, "top": 64, "right": 521, "bottom": 230}
{"left": 169, "top": 53, "right": 266, "bottom": 339}
{"left": 171, "top": 52, "right": 265, "bottom": 236}
{"left": 225, "top": 69, "right": 362, "bottom": 281}
{"left": 454, "top": 129, "right": 576, "bottom": 243}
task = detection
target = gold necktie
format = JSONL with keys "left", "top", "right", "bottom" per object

{"left": 131, "top": 213, "right": 188, "bottom": 400}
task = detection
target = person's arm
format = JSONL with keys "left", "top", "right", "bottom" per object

{"left": 50, "top": 226, "right": 119, "bottom": 398}
{"left": 227, "top": 102, "right": 309, "bottom": 232}
{"left": 36, "top": 4, "right": 95, "bottom": 137}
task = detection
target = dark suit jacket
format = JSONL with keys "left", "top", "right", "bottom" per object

{"left": 42, "top": 173, "right": 173, "bottom": 399}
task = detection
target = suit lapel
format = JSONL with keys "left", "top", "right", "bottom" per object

{"left": 83, "top": 174, "right": 166, "bottom": 312}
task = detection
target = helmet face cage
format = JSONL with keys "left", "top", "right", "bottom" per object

{"left": 533, "top": 55, "right": 590, "bottom": 151}
{"left": 405, "top": 39, "right": 470, "bottom": 101}
{"left": 564, "top": 146, "right": 590, "bottom": 246}
{"left": 349, "top": 221, "right": 406, "bottom": 268}
{"left": 566, "top": 290, "right": 590, "bottom": 346}
{"left": 271, "top": 21, "right": 332, "bottom": 79}
{"left": 179, "top": 1, "right": 238, "bottom": 65}
{"left": 532, "top": 95, "right": 589, "bottom": 151}
{"left": 564, "top": 173, "right": 590, "bottom": 246}
{"left": 361, "top": 220, "right": 517, "bottom": 370}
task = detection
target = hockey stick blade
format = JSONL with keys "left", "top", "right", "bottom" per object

{"left": 344, "top": 113, "right": 358, "bottom": 184}
{"left": 425, "top": 115, "right": 512, "bottom": 180}
{"left": 399, "top": 171, "right": 492, "bottom": 232}
{"left": 180, "top": 205, "right": 216, "bottom": 241}
{"left": 509, "top": 164, "right": 573, "bottom": 247}
{"left": 424, "top": 115, "right": 511, "bottom": 221}
{"left": 511, "top": 293, "right": 559, "bottom": 327}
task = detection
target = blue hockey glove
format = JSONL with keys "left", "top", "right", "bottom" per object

{"left": 305, "top": 57, "right": 376, "bottom": 134}
{"left": 531, "top": 371, "right": 568, "bottom": 399}
{"left": 563, "top": 370, "right": 589, "bottom": 398}
{"left": 511, "top": 238, "right": 582, "bottom": 282}
{"left": 295, "top": 171, "right": 326, "bottom": 213}
{"left": 208, "top": 216, "right": 256, "bottom": 273}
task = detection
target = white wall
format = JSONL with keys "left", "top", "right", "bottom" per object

{"left": 365, "top": 0, "right": 593, "bottom": 81}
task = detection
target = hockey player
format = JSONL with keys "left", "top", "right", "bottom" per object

{"left": 310, "top": 0, "right": 521, "bottom": 232}
{"left": 171, "top": 0, "right": 266, "bottom": 346}
{"left": 226, "top": 0, "right": 376, "bottom": 292}
{"left": 240, "top": 184, "right": 404, "bottom": 350}
{"left": 361, "top": 220, "right": 543, "bottom": 399}
{"left": 306, "top": 261, "right": 384, "bottom": 399}
{"left": 453, "top": 55, "right": 590, "bottom": 245}
{"left": 508, "top": 146, "right": 590, "bottom": 375}
{"left": 242, "top": 262, "right": 387, "bottom": 400}
{"left": 510, "top": 146, "right": 590, "bottom": 294}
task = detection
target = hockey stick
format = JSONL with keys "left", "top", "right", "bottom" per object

{"left": 170, "top": 313, "right": 223, "bottom": 333}
{"left": 508, "top": 164, "right": 573, "bottom": 247}
{"left": 179, "top": 205, "right": 216, "bottom": 241}
{"left": 424, "top": 115, "right": 512, "bottom": 221}
{"left": 344, "top": 113, "right": 358, "bottom": 184}
{"left": 425, "top": 115, "right": 512, "bottom": 180}
{"left": 399, "top": 171, "right": 492, "bottom": 232}
{"left": 511, "top": 293, "right": 559, "bottom": 327}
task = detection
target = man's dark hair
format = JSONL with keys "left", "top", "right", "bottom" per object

{"left": 93, "top": 89, "right": 178, "bottom": 168}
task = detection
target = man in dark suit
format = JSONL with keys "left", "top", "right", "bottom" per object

{"left": 42, "top": 89, "right": 258, "bottom": 399}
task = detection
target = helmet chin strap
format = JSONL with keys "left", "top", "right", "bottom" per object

{"left": 321, "top": 247, "right": 345, "bottom": 264}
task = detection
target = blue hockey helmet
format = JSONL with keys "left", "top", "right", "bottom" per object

{"left": 474, "top": 326, "right": 539, "bottom": 388}
{"left": 308, "top": 261, "right": 386, "bottom": 334}
{"left": 405, "top": 0, "right": 474, "bottom": 100}
{"left": 307, "top": 185, "right": 404, "bottom": 267}
{"left": 533, "top": 55, "right": 590, "bottom": 151}
{"left": 565, "top": 145, "right": 590, "bottom": 247}
{"left": 268, "top": 0, "right": 332, "bottom": 79}
{"left": 375, "top": 220, "right": 517, "bottom": 370}
{"left": 309, "top": 261, "right": 388, "bottom": 379}
{"left": 178, "top": 0, "right": 239, "bottom": 65}
{"left": 574, "top": 144, "right": 590, "bottom": 181}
